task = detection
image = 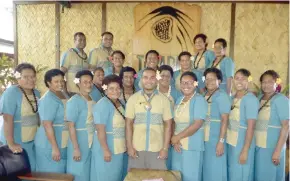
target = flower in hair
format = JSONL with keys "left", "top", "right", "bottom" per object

{"left": 108, "top": 56, "right": 113, "bottom": 61}
{"left": 158, "top": 55, "right": 162, "bottom": 60}
{"left": 193, "top": 81, "right": 199, "bottom": 87}
{"left": 73, "top": 78, "right": 80, "bottom": 84}
{"left": 248, "top": 76, "right": 253, "bottom": 82}
{"left": 202, "top": 76, "right": 205, "bottom": 82}
{"left": 190, "top": 56, "right": 195, "bottom": 61}
{"left": 276, "top": 78, "right": 282, "bottom": 85}
{"left": 156, "top": 70, "right": 162, "bottom": 80}
{"left": 102, "top": 84, "right": 108, "bottom": 91}
{"left": 134, "top": 74, "right": 138, "bottom": 78}
{"left": 14, "top": 71, "right": 21, "bottom": 79}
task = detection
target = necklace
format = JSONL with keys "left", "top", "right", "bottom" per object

{"left": 259, "top": 93, "right": 276, "bottom": 112}
{"left": 142, "top": 91, "right": 156, "bottom": 111}
{"left": 122, "top": 87, "right": 135, "bottom": 104}
{"left": 231, "top": 91, "right": 248, "bottom": 110}
{"left": 175, "top": 92, "right": 195, "bottom": 117}
{"left": 18, "top": 86, "right": 38, "bottom": 113}
{"left": 79, "top": 92, "right": 91, "bottom": 101}
{"left": 157, "top": 85, "right": 171, "bottom": 98}
{"left": 71, "top": 48, "right": 87, "bottom": 60}
{"left": 106, "top": 96, "right": 125, "bottom": 119}
{"left": 211, "top": 55, "right": 225, "bottom": 68}
{"left": 193, "top": 50, "right": 206, "bottom": 69}
{"left": 204, "top": 88, "right": 219, "bottom": 103}
{"left": 94, "top": 84, "right": 105, "bottom": 97}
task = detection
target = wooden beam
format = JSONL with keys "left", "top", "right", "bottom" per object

{"left": 229, "top": 2, "right": 236, "bottom": 59}
{"left": 13, "top": 2, "right": 18, "bottom": 66}
{"left": 101, "top": 3, "right": 107, "bottom": 33}
{"left": 55, "top": 2, "right": 60, "bottom": 68}
{"left": 13, "top": 1, "right": 56, "bottom": 5}
{"left": 71, "top": 0, "right": 288, "bottom": 3}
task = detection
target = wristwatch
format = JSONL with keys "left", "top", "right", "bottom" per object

{"left": 219, "top": 138, "right": 225, "bottom": 143}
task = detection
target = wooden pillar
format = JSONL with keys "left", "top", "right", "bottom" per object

{"left": 101, "top": 3, "right": 107, "bottom": 33}
{"left": 229, "top": 2, "right": 236, "bottom": 59}
{"left": 13, "top": 2, "right": 18, "bottom": 66}
{"left": 55, "top": 2, "right": 60, "bottom": 68}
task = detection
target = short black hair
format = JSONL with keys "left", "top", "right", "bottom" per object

{"left": 214, "top": 38, "right": 227, "bottom": 48}
{"left": 204, "top": 68, "right": 223, "bottom": 82}
{"left": 102, "top": 74, "right": 122, "bottom": 88}
{"left": 193, "top": 33, "right": 208, "bottom": 47}
{"left": 180, "top": 71, "right": 197, "bottom": 82}
{"left": 178, "top": 51, "right": 191, "bottom": 61}
{"left": 101, "top": 31, "right": 114, "bottom": 38}
{"left": 119, "top": 66, "right": 136, "bottom": 80}
{"left": 75, "top": 70, "right": 93, "bottom": 80}
{"left": 74, "top": 32, "right": 85, "bottom": 40}
{"left": 235, "top": 68, "right": 251, "bottom": 77}
{"left": 112, "top": 50, "right": 125, "bottom": 60}
{"left": 159, "top": 65, "right": 173, "bottom": 78}
{"left": 145, "top": 50, "right": 159, "bottom": 61}
{"left": 142, "top": 67, "right": 156, "bottom": 76}
{"left": 15, "top": 63, "right": 36, "bottom": 74}
{"left": 93, "top": 67, "right": 104, "bottom": 74}
{"left": 260, "top": 70, "right": 280, "bottom": 82}
{"left": 44, "top": 69, "right": 65, "bottom": 88}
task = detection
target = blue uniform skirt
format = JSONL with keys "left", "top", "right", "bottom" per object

{"left": 171, "top": 148, "right": 203, "bottom": 181}
{"left": 254, "top": 147, "right": 285, "bottom": 181}
{"left": 227, "top": 144, "right": 255, "bottom": 181}
{"left": 203, "top": 142, "right": 227, "bottom": 181}
{"left": 35, "top": 146, "right": 67, "bottom": 173}
{"left": 66, "top": 131, "right": 91, "bottom": 181}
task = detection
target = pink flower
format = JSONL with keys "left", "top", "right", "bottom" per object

{"left": 134, "top": 74, "right": 138, "bottom": 78}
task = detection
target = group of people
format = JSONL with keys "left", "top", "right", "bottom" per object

{"left": 0, "top": 31, "right": 288, "bottom": 181}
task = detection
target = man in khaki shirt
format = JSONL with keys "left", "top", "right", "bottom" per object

{"left": 125, "top": 68, "right": 173, "bottom": 170}
{"left": 60, "top": 32, "right": 88, "bottom": 95}
{"left": 88, "top": 32, "right": 114, "bottom": 70}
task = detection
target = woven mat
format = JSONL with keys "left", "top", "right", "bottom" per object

{"left": 124, "top": 169, "right": 181, "bottom": 181}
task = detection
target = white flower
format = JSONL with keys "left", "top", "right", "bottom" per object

{"left": 190, "top": 56, "right": 195, "bottom": 61}
{"left": 102, "top": 84, "right": 108, "bottom": 90}
{"left": 193, "top": 81, "right": 199, "bottom": 87}
{"left": 202, "top": 76, "right": 205, "bottom": 82}
{"left": 14, "top": 71, "right": 21, "bottom": 79}
{"left": 91, "top": 71, "right": 94, "bottom": 75}
{"left": 73, "top": 78, "right": 80, "bottom": 84}
{"left": 156, "top": 70, "right": 162, "bottom": 80}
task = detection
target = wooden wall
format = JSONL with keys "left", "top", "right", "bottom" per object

{"left": 15, "top": 2, "right": 289, "bottom": 94}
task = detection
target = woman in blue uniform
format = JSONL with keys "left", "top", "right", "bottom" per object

{"left": 66, "top": 70, "right": 95, "bottom": 181}
{"left": 104, "top": 50, "right": 125, "bottom": 76}
{"left": 0, "top": 63, "right": 40, "bottom": 171}
{"left": 157, "top": 65, "right": 182, "bottom": 170}
{"left": 227, "top": 69, "right": 259, "bottom": 181}
{"left": 34, "top": 69, "right": 68, "bottom": 173}
{"left": 211, "top": 38, "right": 235, "bottom": 94}
{"left": 192, "top": 33, "right": 215, "bottom": 71}
{"left": 171, "top": 71, "right": 207, "bottom": 181}
{"left": 90, "top": 67, "right": 105, "bottom": 102}
{"left": 202, "top": 68, "right": 231, "bottom": 181}
{"left": 119, "top": 66, "right": 136, "bottom": 104}
{"left": 134, "top": 50, "right": 160, "bottom": 91}
{"left": 90, "top": 75, "right": 126, "bottom": 181}
{"left": 158, "top": 65, "right": 182, "bottom": 107}
{"left": 254, "top": 70, "right": 289, "bottom": 181}
{"left": 173, "top": 51, "right": 205, "bottom": 93}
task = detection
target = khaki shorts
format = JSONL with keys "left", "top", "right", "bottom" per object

{"left": 128, "top": 151, "right": 167, "bottom": 170}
